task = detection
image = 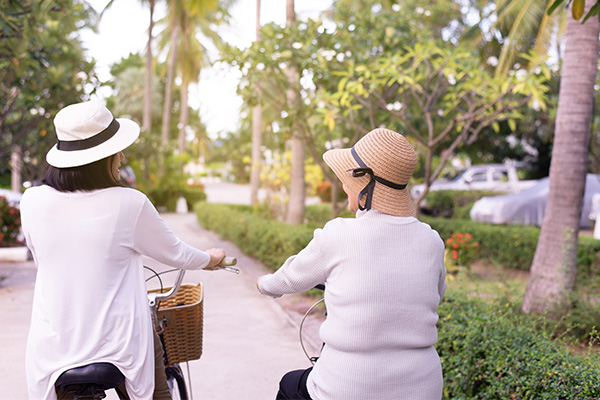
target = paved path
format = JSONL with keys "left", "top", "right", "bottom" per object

{"left": 0, "top": 212, "right": 323, "bottom": 400}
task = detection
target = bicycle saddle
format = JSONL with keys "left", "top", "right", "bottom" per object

{"left": 55, "top": 362, "right": 125, "bottom": 390}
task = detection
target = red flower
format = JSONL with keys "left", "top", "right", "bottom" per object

{"left": 452, "top": 243, "right": 459, "bottom": 249}
{"left": 452, "top": 250, "right": 458, "bottom": 260}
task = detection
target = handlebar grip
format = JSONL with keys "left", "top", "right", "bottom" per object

{"left": 219, "top": 257, "right": 237, "bottom": 266}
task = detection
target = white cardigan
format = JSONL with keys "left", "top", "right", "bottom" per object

{"left": 20, "top": 185, "right": 210, "bottom": 400}
{"left": 259, "top": 209, "right": 446, "bottom": 400}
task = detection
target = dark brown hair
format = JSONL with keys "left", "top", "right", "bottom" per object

{"left": 43, "top": 155, "right": 122, "bottom": 192}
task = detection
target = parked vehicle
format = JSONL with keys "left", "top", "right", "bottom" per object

{"left": 469, "top": 174, "right": 600, "bottom": 228}
{"left": 411, "top": 164, "right": 538, "bottom": 199}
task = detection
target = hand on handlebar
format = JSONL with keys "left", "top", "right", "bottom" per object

{"left": 203, "top": 248, "right": 226, "bottom": 270}
{"left": 203, "top": 249, "right": 239, "bottom": 273}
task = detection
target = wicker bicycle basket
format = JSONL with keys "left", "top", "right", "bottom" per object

{"left": 148, "top": 283, "right": 204, "bottom": 364}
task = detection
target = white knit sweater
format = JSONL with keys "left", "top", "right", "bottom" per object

{"left": 259, "top": 209, "right": 446, "bottom": 400}
{"left": 21, "top": 185, "right": 211, "bottom": 400}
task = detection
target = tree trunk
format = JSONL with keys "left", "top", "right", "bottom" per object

{"left": 250, "top": 0, "right": 262, "bottom": 206}
{"left": 178, "top": 78, "right": 189, "bottom": 153}
{"left": 10, "top": 146, "right": 22, "bottom": 193}
{"left": 143, "top": 0, "right": 154, "bottom": 133}
{"left": 161, "top": 23, "right": 180, "bottom": 145}
{"left": 284, "top": 0, "right": 305, "bottom": 225}
{"left": 522, "top": 4, "right": 600, "bottom": 315}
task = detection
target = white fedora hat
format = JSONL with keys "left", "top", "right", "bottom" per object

{"left": 46, "top": 99, "right": 140, "bottom": 168}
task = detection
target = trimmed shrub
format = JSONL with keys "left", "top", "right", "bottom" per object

{"left": 148, "top": 188, "right": 207, "bottom": 212}
{"left": 424, "top": 190, "right": 497, "bottom": 219}
{"left": 193, "top": 202, "right": 600, "bottom": 284}
{"left": 422, "top": 217, "right": 600, "bottom": 284}
{"left": 194, "top": 202, "right": 314, "bottom": 269}
{"left": 439, "top": 293, "right": 600, "bottom": 399}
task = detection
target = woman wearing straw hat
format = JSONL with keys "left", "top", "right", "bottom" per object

{"left": 20, "top": 99, "right": 226, "bottom": 400}
{"left": 257, "top": 128, "right": 447, "bottom": 400}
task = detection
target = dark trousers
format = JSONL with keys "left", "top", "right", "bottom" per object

{"left": 276, "top": 367, "right": 313, "bottom": 400}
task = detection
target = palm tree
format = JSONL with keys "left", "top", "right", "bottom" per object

{"left": 143, "top": 0, "right": 156, "bottom": 133}
{"left": 101, "top": 0, "right": 156, "bottom": 133}
{"left": 250, "top": 0, "right": 263, "bottom": 206}
{"left": 522, "top": 1, "right": 600, "bottom": 315}
{"left": 285, "top": 0, "right": 306, "bottom": 225}
{"left": 471, "top": 0, "right": 567, "bottom": 76}
{"left": 160, "top": 1, "right": 181, "bottom": 145}
{"left": 158, "top": 0, "right": 228, "bottom": 149}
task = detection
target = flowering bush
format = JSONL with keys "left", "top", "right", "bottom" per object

{"left": 315, "top": 181, "right": 346, "bottom": 203}
{"left": 445, "top": 232, "right": 479, "bottom": 270}
{"left": 0, "top": 196, "right": 21, "bottom": 247}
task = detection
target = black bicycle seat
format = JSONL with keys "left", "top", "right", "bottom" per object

{"left": 55, "top": 362, "right": 125, "bottom": 390}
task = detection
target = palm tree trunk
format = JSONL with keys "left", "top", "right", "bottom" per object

{"left": 161, "top": 23, "right": 180, "bottom": 145}
{"left": 178, "top": 78, "right": 189, "bottom": 153}
{"left": 250, "top": 0, "right": 262, "bottom": 206}
{"left": 143, "top": 0, "right": 154, "bottom": 133}
{"left": 522, "top": 3, "right": 600, "bottom": 315}
{"left": 285, "top": 0, "right": 305, "bottom": 225}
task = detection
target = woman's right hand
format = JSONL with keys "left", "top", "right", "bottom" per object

{"left": 203, "top": 248, "right": 226, "bottom": 270}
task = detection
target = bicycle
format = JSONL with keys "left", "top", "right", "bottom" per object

{"left": 299, "top": 284, "right": 326, "bottom": 365}
{"left": 54, "top": 257, "right": 238, "bottom": 400}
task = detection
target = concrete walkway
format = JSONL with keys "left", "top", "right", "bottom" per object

{"left": 0, "top": 212, "right": 323, "bottom": 400}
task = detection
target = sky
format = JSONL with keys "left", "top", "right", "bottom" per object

{"left": 80, "top": 0, "right": 333, "bottom": 138}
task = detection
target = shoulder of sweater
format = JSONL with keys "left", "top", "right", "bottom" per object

{"left": 22, "top": 185, "right": 149, "bottom": 203}
{"left": 322, "top": 216, "right": 355, "bottom": 231}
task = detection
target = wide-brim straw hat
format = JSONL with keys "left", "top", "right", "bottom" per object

{"left": 46, "top": 99, "right": 140, "bottom": 168}
{"left": 323, "top": 128, "right": 417, "bottom": 217}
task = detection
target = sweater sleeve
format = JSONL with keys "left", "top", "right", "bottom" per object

{"left": 133, "top": 196, "right": 210, "bottom": 269}
{"left": 258, "top": 227, "right": 330, "bottom": 298}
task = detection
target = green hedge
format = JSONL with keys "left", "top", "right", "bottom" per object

{"left": 439, "top": 293, "right": 600, "bottom": 399}
{"left": 422, "top": 217, "right": 600, "bottom": 282}
{"left": 194, "top": 203, "right": 314, "bottom": 269}
{"left": 149, "top": 188, "right": 207, "bottom": 212}
{"left": 424, "top": 190, "right": 497, "bottom": 219}
{"left": 194, "top": 202, "right": 600, "bottom": 282}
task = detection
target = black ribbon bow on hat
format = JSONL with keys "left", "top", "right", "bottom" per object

{"left": 347, "top": 147, "right": 407, "bottom": 211}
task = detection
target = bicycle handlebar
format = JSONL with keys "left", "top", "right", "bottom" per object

{"left": 148, "top": 257, "right": 238, "bottom": 306}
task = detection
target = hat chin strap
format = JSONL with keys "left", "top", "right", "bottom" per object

{"left": 346, "top": 147, "right": 407, "bottom": 211}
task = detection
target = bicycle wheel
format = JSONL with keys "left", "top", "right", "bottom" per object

{"left": 165, "top": 365, "right": 188, "bottom": 400}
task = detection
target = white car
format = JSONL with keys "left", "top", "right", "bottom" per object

{"left": 411, "top": 164, "right": 537, "bottom": 198}
{"left": 469, "top": 174, "right": 600, "bottom": 228}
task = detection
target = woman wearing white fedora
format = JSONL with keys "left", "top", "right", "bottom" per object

{"left": 257, "top": 128, "right": 447, "bottom": 400}
{"left": 20, "top": 99, "right": 226, "bottom": 400}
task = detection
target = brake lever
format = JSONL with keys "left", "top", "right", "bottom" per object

{"left": 214, "top": 256, "right": 239, "bottom": 274}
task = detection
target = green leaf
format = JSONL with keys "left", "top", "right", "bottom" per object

{"left": 583, "top": 2, "right": 600, "bottom": 22}
{"left": 548, "top": 0, "right": 567, "bottom": 15}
